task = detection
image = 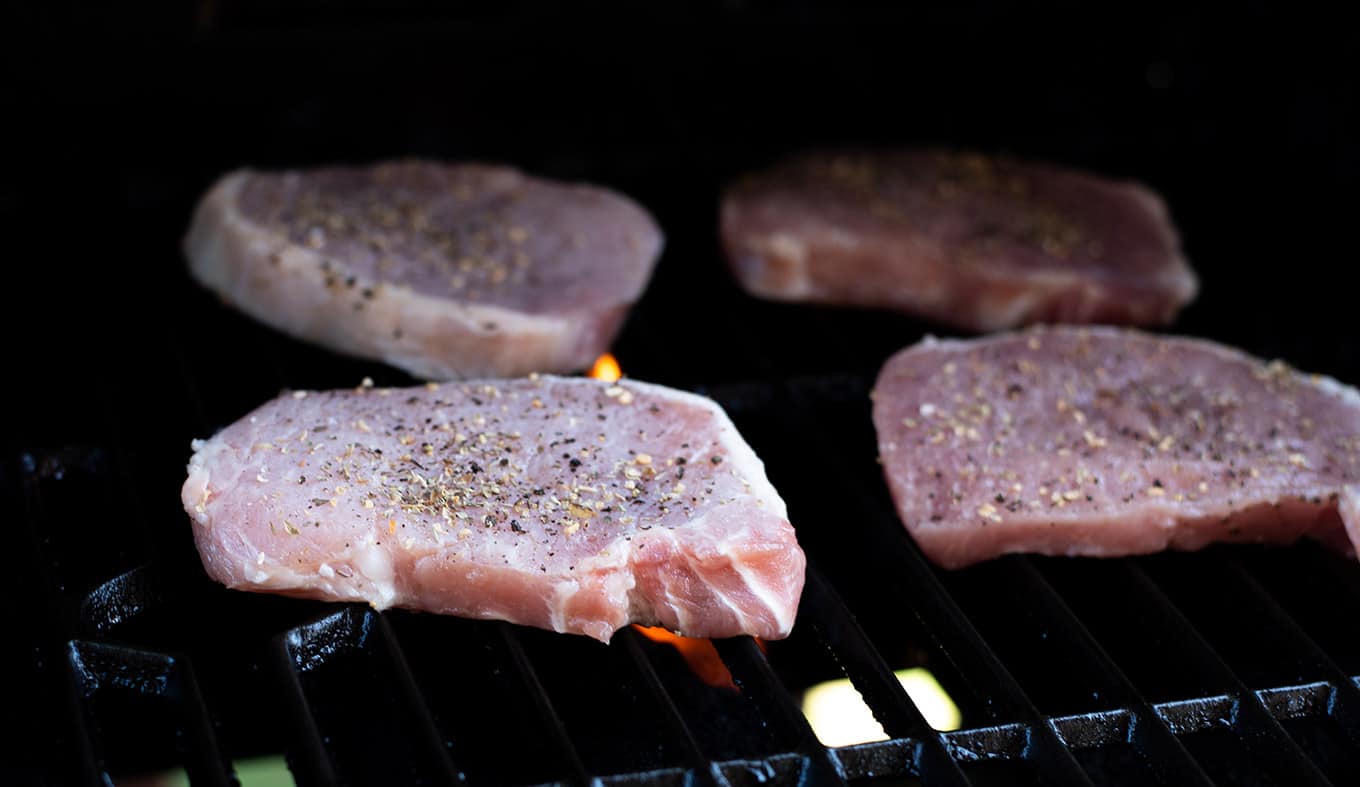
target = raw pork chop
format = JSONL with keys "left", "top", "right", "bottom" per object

{"left": 182, "top": 376, "right": 805, "bottom": 642}
{"left": 185, "top": 161, "right": 663, "bottom": 380}
{"left": 872, "top": 326, "right": 1360, "bottom": 568}
{"left": 721, "top": 150, "right": 1197, "bottom": 331}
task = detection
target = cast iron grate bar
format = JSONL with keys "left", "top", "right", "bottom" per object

{"left": 497, "top": 623, "right": 597, "bottom": 786}
{"left": 275, "top": 606, "right": 461, "bottom": 786}
{"left": 270, "top": 628, "right": 338, "bottom": 787}
{"left": 617, "top": 628, "right": 732, "bottom": 787}
{"left": 861, "top": 527, "right": 1092, "bottom": 785}
{"left": 1000, "top": 557, "right": 1216, "bottom": 786}
{"left": 18, "top": 450, "right": 150, "bottom": 787}
{"left": 1121, "top": 562, "right": 1335, "bottom": 786}
{"left": 816, "top": 676, "right": 1360, "bottom": 782}
{"left": 799, "top": 565, "right": 972, "bottom": 787}
{"left": 67, "top": 640, "right": 233, "bottom": 787}
{"left": 1220, "top": 556, "right": 1360, "bottom": 751}
{"left": 711, "top": 636, "right": 848, "bottom": 786}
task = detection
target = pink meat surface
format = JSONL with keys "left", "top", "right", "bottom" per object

{"left": 872, "top": 326, "right": 1360, "bottom": 568}
{"left": 185, "top": 161, "right": 663, "bottom": 380}
{"left": 721, "top": 150, "right": 1196, "bottom": 331}
{"left": 182, "top": 376, "right": 805, "bottom": 642}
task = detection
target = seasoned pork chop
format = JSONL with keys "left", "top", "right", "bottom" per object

{"left": 182, "top": 376, "right": 805, "bottom": 642}
{"left": 872, "top": 327, "right": 1360, "bottom": 568}
{"left": 722, "top": 150, "right": 1196, "bottom": 331}
{"left": 185, "top": 161, "right": 663, "bottom": 380}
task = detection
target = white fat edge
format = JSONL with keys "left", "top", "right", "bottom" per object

{"left": 764, "top": 233, "right": 813, "bottom": 297}
{"left": 546, "top": 536, "right": 637, "bottom": 634}
{"left": 656, "top": 542, "right": 696, "bottom": 635}
{"left": 1339, "top": 487, "right": 1360, "bottom": 554}
{"left": 351, "top": 534, "right": 398, "bottom": 609}
{"left": 185, "top": 434, "right": 262, "bottom": 527}
{"left": 972, "top": 289, "right": 1048, "bottom": 334}
{"left": 717, "top": 522, "right": 797, "bottom": 636}
{"left": 184, "top": 464, "right": 213, "bottom": 525}
{"left": 572, "top": 536, "right": 637, "bottom": 602}
{"left": 375, "top": 289, "right": 570, "bottom": 380}
{"left": 548, "top": 579, "right": 580, "bottom": 633}
{"left": 673, "top": 528, "right": 750, "bottom": 634}
{"left": 730, "top": 556, "right": 795, "bottom": 636}
{"left": 1312, "top": 373, "right": 1360, "bottom": 410}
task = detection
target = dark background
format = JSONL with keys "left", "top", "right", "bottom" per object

{"left": 3, "top": 0, "right": 1357, "bottom": 442}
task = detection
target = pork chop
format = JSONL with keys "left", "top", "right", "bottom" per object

{"left": 182, "top": 376, "right": 805, "bottom": 642}
{"left": 185, "top": 161, "right": 663, "bottom": 380}
{"left": 872, "top": 326, "right": 1360, "bottom": 568}
{"left": 721, "top": 150, "right": 1196, "bottom": 331}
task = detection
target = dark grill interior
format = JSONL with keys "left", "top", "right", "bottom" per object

{"left": 5, "top": 3, "right": 1359, "bottom": 785}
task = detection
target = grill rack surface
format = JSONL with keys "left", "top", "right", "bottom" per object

{"left": 10, "top": 362, "right": 1360, "bottom": 786}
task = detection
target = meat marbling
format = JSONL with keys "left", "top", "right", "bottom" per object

{"left": 873, "top": 326, "right": 1360, "bottom": 568}
{"left": 182, "top": 376, "right": 805, "bottom": 642}
{"left": 185, "top": 161, "right": 663, "bottom": 380}
{"left": 722, "top": 150, "right": 1197, "bottom": 331}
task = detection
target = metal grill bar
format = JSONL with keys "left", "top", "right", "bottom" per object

{"left": 497, "top": 624, "right": 595, "bottom": 786}
{"left": 269, "top": 623, "right": 339, "bottom": 787}
{"left": 712, "top": 636, "right": 848, "bottom": 786}
{"left": 992, "top": 557, "right": 1214, "bottom": 786}
{"left": 277, "top": 606, "right": 461, "bottom": 785}
{"left": 797, "top": 677, "right": 1360, "bottom": 783}
{"left": 617, "top": 628, "right": 732, "bottom": 787}
{"left": 67, "top": 640, "right": 233, "bottom": 787}
{"left": 799, "top": 565, "right": 972, "bottom": 787}
{"left": 1221, "top": 557, "right": 1360, "bottom": 751}
{"left": 1121, "top": 562, "right": 1336, "bottom": 786}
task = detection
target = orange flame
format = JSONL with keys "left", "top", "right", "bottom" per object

{"left": 632, "top": 626, "right": 738, "bottom": 691}
{"left": 588, "top": 353, "right": 622, "bottom": 382}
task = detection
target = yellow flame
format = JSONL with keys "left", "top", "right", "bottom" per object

{"left": 588, "top": 353, "right": 622, "bottom": 382}
{"left": 633, "top": 625, "right": 737, "bottom": 691}
{"left": 801, "top": 668, "right": 961, "bottom": 747}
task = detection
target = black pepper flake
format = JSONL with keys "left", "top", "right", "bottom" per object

{"left": 710, "top": 456, "right": 723, "bottom": 465}
{"left": 511, "top": 520, "right": 525, "bottom": 533}
{"left": 469, "top": 462, "right": 483, "bottom": 473}
{"left": 499, "top": 458, "right": 509, "bottom": 467}
{"left": 297, "top": 475, "right": 306, "bottom": 484}
{"left": 569, "top": 458, "right": 582, "bottom": 469}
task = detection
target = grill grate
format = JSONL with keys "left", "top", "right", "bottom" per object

{"left": 10, "top": 363, "right": 1360, "bottom": 786}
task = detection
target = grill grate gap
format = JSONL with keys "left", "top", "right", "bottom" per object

{"left": 275, "top": 605, "right": 461, "bottom": 785}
